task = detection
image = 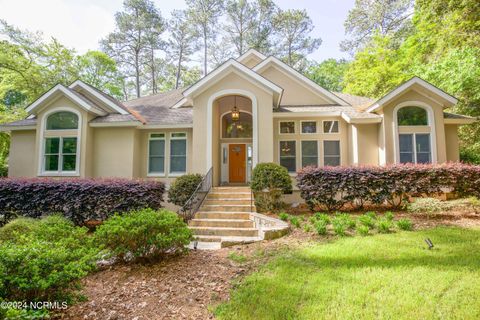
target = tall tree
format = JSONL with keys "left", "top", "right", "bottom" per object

{"left": 186, "top": 0, "right": 224, "bottom": 75}
{"left": 340, "top": 0, "right": 414, "bottom": 53}
{"left": 167, "top": 10, "right": 199, "bottom": 89}
{"left": 76, "top": 51, "right": 123, "bottom": 98}
{"left": 224, "top": 0, "right": 256, "bottom": 56}
{"left": 246, "top": 0, "right": 278, "bottom": 54}
{"left": 101, "top": 0, "right": 164, "bottom": 98}
{"left": 307, "top": 59, "right": 350, "bottom": 92}
{"left": 273, "top": 9, "right": 322, "bottom": 68}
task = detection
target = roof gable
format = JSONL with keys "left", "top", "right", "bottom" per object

{"left": 25, "top": 84, "right": 107, "bottom": 116}
{"left": 69, "top": 80, "right": 129, "bottom": 115}
{"left": 366, "top": 77, "right": 458, "bottom": 113}
{"left": 237, "top": 49, "right": 266, "bottom": 67}
{"left": 174, "top": 59, "right": 283, "bottom": 108}
{"left": 253, "top": 56, "right": 348, "bottom": 106}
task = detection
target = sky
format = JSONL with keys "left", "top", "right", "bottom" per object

{"left": 0, "top": 0, "right": 354, "bottom": 62}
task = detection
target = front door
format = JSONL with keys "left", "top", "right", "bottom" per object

{"left": 229, "top": 144, "right": 246, "bottom": 183}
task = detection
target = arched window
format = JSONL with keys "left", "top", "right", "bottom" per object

{"left": 46, "top": 111, "right": 79, "bottom": 130}
{"left": 42, "top": 110, "right": 80, "bottom": 175}
{"left": 395, "top": 105, "right": 434, "bottom": 164}
{"left": 222, "top": 112, "right": 253, "bottom": 138}
{"left": 397, "top": 106, "right": 428, "bottom": 126}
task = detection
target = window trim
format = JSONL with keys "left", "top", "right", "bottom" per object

{"left": 393, "top": 101, "right": 437, "bottom": 164}
{"left": 300, "top": 140, "right": 319, "bottom": 168}
{"left": 322, "top": 120, "right": 340, "bottom": 134}
{"left": 300, "top": 120, "right": 317, "bottom": 134}
{"left": 169, "top": 131, "right": 188, "bottom": 176}
{"left": 278, "top": 121, "right": 296, "bottom": 135}
{"left": 322, "top": 140, "right": 341, "bottom": 167}
{"left": 39, "top": 107, "right": 81, "bottom": 177}
{"left": 147, "top": 133, "right": 166, "bottom": 177}
{"left": 278, "top": 139, "right": 297, "bottom": 173}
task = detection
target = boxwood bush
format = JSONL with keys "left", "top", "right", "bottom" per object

{"left": 95, "top": 208, "right": 192, "bottom": 262}
{"left": 168, "top": 173, "right": 203, "bottom": 207}
{"left": 297, "top": 163, "right": 480, "bottom": 211}
{"left": 0, "top": 178, "right": 165, "bottom": 226}
{"left": 0, "top": 215, "right": 99, "bottom": 303}
{"left": 250, "top": 163, "right": 292, "bottom": 212}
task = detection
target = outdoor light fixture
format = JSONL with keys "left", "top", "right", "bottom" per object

{"left": 281, "top": 142, "right": 291, "bottom": 153}
{"left": 231, "top": 96, "right": 240, "bottom": 122}
{"left": 424, "top": 238, "right": 434, "bottom": 249}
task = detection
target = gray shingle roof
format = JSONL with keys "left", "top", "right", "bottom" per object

{"left": 90, "top": 114, "right": 140, "bottom": 123}
{"left": 124, "top": 89, "right": 193, "bottom": 125}
{"left": 333, "top": 92, "right": 375, "bottom": 110}
{"left": 1, "top": 118, "right": 37, "bottom": 127}
{"left": 443, "top": 112, "right": 475, "bottom": 120}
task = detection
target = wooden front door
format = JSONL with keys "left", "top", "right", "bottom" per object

{"left": 229, "top": 144, "right": 246, "bottom": 183}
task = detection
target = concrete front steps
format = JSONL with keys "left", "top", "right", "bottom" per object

{"left": 188, "top": 186, "right": 289, "bottom": 250}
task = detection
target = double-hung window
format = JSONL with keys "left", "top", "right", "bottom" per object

{"left": 323, "top": 140, "right": 341, "bottom": 166}
{"left": 279, "top": 141, "right": 296, "bottom": 172}
{"left": 399, "top": 133, "right": 431, "bottom": 164}
{"left": 148, "top": 133, "right": 165, "bottom": 175}
{"left": 301, "top": 141, "right": 318, "bottom": 167}
{"left": 170, "top": 132, "right": 187, "bottom": 174}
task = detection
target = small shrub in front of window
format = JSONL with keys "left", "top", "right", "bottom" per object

{"left": 95, "top": 208, "right": 192, "bottom": 263}
{"left": 250, "top": 162, "right": 292, "bottom": 212}
{"left": 168, "top": 173, "right": 203, "bottom": 207}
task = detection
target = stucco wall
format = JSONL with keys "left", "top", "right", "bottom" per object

{"left": 445, "top": 124, "right": 460, "bottom": 162}
{"left": 259, "top": 66, "right": 332, "bottom": 105}
{"left": 8, "top": 130, "right": 36, "bottom": 177}
{"left": 356, "top": 123, "right": 380, "bottom": 165}
{"left": 93, "top": 127, "right": 136, "bottom": 178}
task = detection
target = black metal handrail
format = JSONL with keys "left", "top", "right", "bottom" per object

{"left": 179, "top": 167, "right": 213, "bottom": 222}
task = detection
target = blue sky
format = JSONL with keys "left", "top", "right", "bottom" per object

{"left": 0, "top": 0, "right": 354, "bottom": 62}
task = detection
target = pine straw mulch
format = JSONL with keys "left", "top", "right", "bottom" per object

{"left": 56, "top": 210, "right": 479, "bottom": 320}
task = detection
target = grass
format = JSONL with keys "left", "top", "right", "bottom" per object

{"left": 227, "top": 252, "right": 248, "bottom": 264}
{"left": 215, "top": 227, "right": 480, "bottom": 320}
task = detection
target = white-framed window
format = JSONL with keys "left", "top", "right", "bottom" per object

{"left": 322, "top": 120, "right": 339, "bottom": 133}
{"left": 170, "top": 132, "right": 187, "bottom": 174}
{"left": 399, "top": 133, "right": 431, "bottom": 164}
{"left": 395, "top": 104, "right": 433, "bottom": 164}
{"left": 279, "top": 121, "right": 295, "bottom": 134}
{"left": 323, "top": 140, "right": 340, "bottom": 166}
{"left": 301, "top": 121, "right": 317, "bottom": 134}
{"left": 279, "top": 140, "right": 296, "bottom": 172}
{"left": 301, "top": 140, "right": 318, "bottom": 167}
{"left": 41, "top": 110, "right": 80, "bottom": 175}
{"left": 148, "top": 133, "right": 166, "bottom": 175}
{"left": 221, "top": 112, "right": 253, "bottom": 138}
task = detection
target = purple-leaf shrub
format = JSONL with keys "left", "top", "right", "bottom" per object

{"left": 296, "top": 163, "right": 480, "bottom": 211}
{"left": 0, "top": 178, "right": 165, "bottom": 225}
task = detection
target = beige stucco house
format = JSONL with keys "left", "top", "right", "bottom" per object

{"left": 1, "top": 49, "right": 476, "bottom": 194}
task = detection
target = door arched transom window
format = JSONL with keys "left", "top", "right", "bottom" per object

{"left": 222, "top": 112, "right": 253, "bottom": 139}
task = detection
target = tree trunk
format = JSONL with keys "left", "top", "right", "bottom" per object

{"left": 135, "top": 52, "right": 140, "bottom": 98}
{"left": 175, "top": 48, "right": 183, "bottom": 89}
{"left": 203, "top": 26, "right": 208, "bottom": 76}
{"left": 151, "top": 47, "right": 157, "bottom": 94}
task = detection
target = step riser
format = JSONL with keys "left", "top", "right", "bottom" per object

{"left": 190, "top": 220, "right": 254, "bottom": 228}
{"left": 193, "top": 236, "right": 221, "bottom": 243}
{"left": 201, "top": 205, "right": 254, "bottom": 212}
{"left": 207, "top": 193, "right": 251, "bottom": 199}
{"left": 191, "top": 228, "right": 259, "bottom": 237}
{"left": 195, "top": 212, "right": 251, "bottom": 220}
{"left": 204, "top": 199, "right": 253, "bottom": 205}
{"left": 212, "top": 187, "right": 251, "bottom": 192}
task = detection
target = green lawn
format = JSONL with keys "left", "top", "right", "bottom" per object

{"left": 215, "top": 227, "right": 480, "bottom": 320}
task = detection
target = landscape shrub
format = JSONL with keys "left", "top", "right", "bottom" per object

{"left": 377, "top": 219, "right": 393, "bottom": 233}
{"left": 279, "top": 212, "right": 289, "bottom": 221}
{"left": 296, "top": 163, "right": 480, "bottom": 211}
{"left": 397, "top": 218, "right": 413, "bottom": 231}
{"left": 358, "top": 214, "right": 376, "bottom": 229}
{"left": 168, "top": 173, "right": 203, "bottom": 207}
{"left": 0, "top": 178, "right": 165, "bottom": 226}
{"left": 314, "top": 220, "right": 327, "bottom": 235}
{"left": 303, "top": 224, "right": 313, "bottom": 233}
{"left": 0, "top": 216, "right": 99, "bottom": 302}
{"left": 250, "top": 163, "right": 292, "bottom": 212}
{"left": 336, "top": 213, "right": 356, "bottom": 229}
{"left": 407, "top": 197, "right": 454, "bottom": 213}
{"left": 314, "top": 212, "right": 331, "bottom": 224}
{"left": 95, "top": 208, "right": 192, "bottom": 262}
{"left": 288, "top": 216, "right": 301, "bottom": 228}
{"left": 384, "top": 211, "right": 394, "bottom": 221}
{"left": 332, "top": 217, "right": 347, "bottom": 236}
{"left": 357, "top": 225, "right": 370, "bottom": 236}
